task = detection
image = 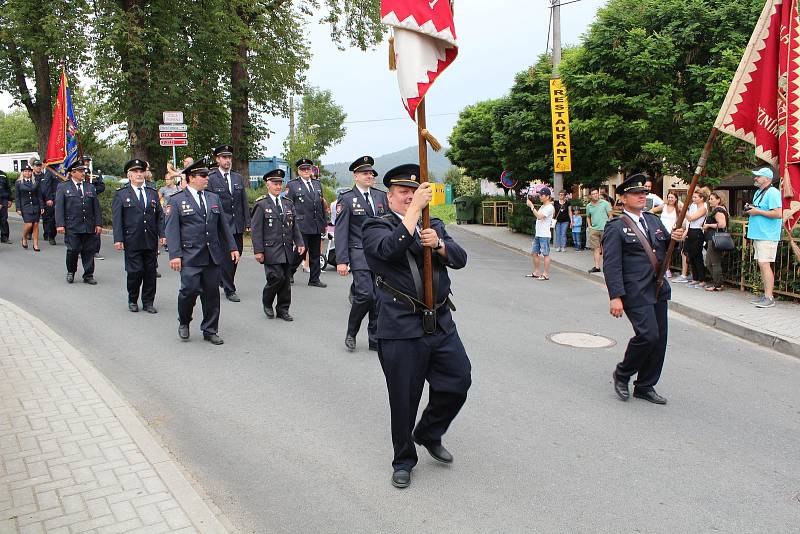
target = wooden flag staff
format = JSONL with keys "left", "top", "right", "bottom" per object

{"left": 656, "top": 127, "right": 720, "bottom": 290}
{"left": 417, "top": 98, "right": 435, "bottom": 308}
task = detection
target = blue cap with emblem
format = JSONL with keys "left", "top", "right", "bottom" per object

{"left": 618, "top": 173, "right": 649, "bottom": 195}
{"left": 295, "top": 158, "right": 314, "bottom": 169}
{"left": 181, "top": 159, "right": 210, "bottom": 177}
{"left": 383, "top": 163, "right": 421, "bottom": 189}
{"left": 213, "top": 144, "right": 233, "bottom": 157}
{"left": 263, "top": 168, "right": 286, "bottom": 182}
{"left": 349, "top": 155, "right": 378, "bottom": 176}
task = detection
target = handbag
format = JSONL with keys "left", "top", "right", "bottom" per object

{"left": 711, "top": 231, "right": 734, "bottom": 251}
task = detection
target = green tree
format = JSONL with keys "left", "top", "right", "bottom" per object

{"left": 446, "top": 99, "right": 503, "bottom": 181}
{"left": 283, "top": 87, "right": 347, "bottom": 172}
{"left": 0, "top": 109, "right": 38, "bottom": 153}
{"left": 0, "top": 0, "right": 90, "bottom": 154}
{"left": 562, "top": 0, "right": 763, "bottom": 183}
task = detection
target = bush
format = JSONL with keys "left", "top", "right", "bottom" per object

{"left": 430, "top": 203, "right": 455, "bottom": 224}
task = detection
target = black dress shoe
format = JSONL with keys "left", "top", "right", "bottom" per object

{"left": 203, "top": 333, "right": 224, "bottom": 345}
{"left": 308, "top": 280, "right": 327, "bottom": 288}
{"left": 66, "top": 272, "right": 75, "bottom": 284}
{"left": 142, "top": 305, "right": 158, "bottom": 314}
{"left": 178, "top": 324, "right": 190, "bottom": 341}
{"left": 391, "top": 469, "right": 411, "bottom": 489}
{"left": 633, "top": 389, "right": 667, "bottom": 405}
{"left": 369, "top": 343, "right": 378, "bottom": 352}
{"left": 612, "top": 372, "right": 630, "bottom": 401}
{"left": 289, "top": 276, "right": 294, "bottom": 285}
{"left": 128, "top": 302, "right": 139, "bottom": 313}
{"left": 345, "top": 335, "right": 356, "bottom": 352}
{"left": 49, "top": 238, "right": 56, "bottom": 245}
{"left": 413, "top": 435, "right": 453, "bottom": 464}
{"left": 83, "top": 277, "right": 97, "bottom": 285}
{"left": 277, "top": 312, "right": 294, "bottom": 322}
{"left": 264, "top": 306, "right": 275, "bottom": 319}
{"left": 225, "top": 292, "right": 241, "bottom": 302}
{"left": 155, "top": 271, "right": 162, "bottom": 278}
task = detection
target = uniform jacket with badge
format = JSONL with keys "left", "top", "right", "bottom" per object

{"left": 207, "top": 168, "right": 249, "bottom": 233}
{"left": 164, "top": 189, "right": 236, "bottom": 267}
{"left": 363, "top": 214, "right": 467, "bottom": 339}
{"left": 34, "top": 171, "right": 55, "bottom": 201}
{"left": 335, "top": 186, "right": 389, "bottom": 270}
{"left": 285, "top": 178, "right": 326, "bottom": 235}
{"left": 601, "top": 211, "right": 671, "bottom": 308}
{"left": 55, "top": 180, "right": 102, "bottom": 233}
{"left": 14, "top": 178, "right": 43, "bottom": 215}
{"left": 250, "top": 195, "right": 304, "bottom": 264}
{"left": 112, "top": 184, "right": 164, "bottom": 250}
{"left": 0, "top": 174, "right": 12, "bottom": 202}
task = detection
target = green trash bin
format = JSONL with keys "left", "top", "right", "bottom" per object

{"left": 453, "top": 196, "right": 476, "bottom": 224}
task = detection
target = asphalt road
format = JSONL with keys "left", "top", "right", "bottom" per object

{"left": 1, "top": 222, "right": 798, "bottom": 533}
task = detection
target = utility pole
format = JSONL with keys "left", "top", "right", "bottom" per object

{"left": 288, "top": 95, "right": 295, "bottom": 180}
{"left": 551, "top": 0, "right": 563, "bottom": 195}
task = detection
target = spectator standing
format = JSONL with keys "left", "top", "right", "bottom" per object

{"left": 158, "top": 175, "right": 179, "bottom": 206}
{"left": 685, "top": 188, "right": 709, "bottom": 288}
{"left": 570, "top": 206, "right": 583, "bottom": 251}
{"left": 553, "top": 190, "right": 571, "bottom": 252}
{"left": 586, "top": 188, "right": 612, "bottom": 273}
{"left": 653, "top": 191, "right": 683, "bottom": 278}
{"left": 702, "top": 192, "right": 729, "bottom": 292}
{"left": 745, "top": 167, "right": 783, "bottom": 308}
{"left": 525, "top": 187, "right": 555, "bottom": 280}
{"left": 644, "top": 178, "right": 664, "bottom": 212}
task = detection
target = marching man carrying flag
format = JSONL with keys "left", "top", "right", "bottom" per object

{"left": 363, "top": 0, "right": 472, "bottom": 490}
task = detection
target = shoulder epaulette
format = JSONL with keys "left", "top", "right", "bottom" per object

{"left": 255, "top": 194, "right": 266, "bottom": 202}
{"left": 116, "top": 185, "right": 127, "bottom": 191}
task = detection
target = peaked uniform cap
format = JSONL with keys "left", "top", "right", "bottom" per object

{"left": 383, "top": 163, "right": 421, "bottom": 189}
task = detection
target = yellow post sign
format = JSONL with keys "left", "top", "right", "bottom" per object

{"left": 549, "top": 78, "right": 572, "bottom": 173}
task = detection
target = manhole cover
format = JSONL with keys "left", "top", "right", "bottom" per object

{"left": 548, "top": 332, "right": 616, "bottom": 349}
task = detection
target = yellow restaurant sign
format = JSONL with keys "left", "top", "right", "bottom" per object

{"left": 549, "top": 78, "right": 572, "bottom": 173}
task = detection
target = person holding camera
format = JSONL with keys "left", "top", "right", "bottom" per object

{"left": 745, "top": 168, "right": 783, "bottom": 308}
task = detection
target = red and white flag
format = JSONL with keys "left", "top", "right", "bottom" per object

{"left": 381, "top": 0, "right": 458, "bottom": 121}
{"left": 714, "top": 0, "right": 800, "bottom": 233}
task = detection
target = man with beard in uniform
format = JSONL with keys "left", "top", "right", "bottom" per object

{"left": 207, "top": 144, "right": 249, "bottom": 302}
{"left": 165, "top": 160, "right": 239, "bottom": 345}
{"left": 55, "top": 161, "right": 103, "bottom": 284}
{"left": 33, "top": 159, "right": 58, "bottom": 245}
{"left": 336, "top": 155, "right": 389, "bottom": 352}
{"left": 362, "top": 164, "right": 471, "bottom": 489}
{"left": 604, "top": 174, "right": 686, "bottom": 405}
{"left": 112, "top": 159, "right": 165, "bottom": 313}
{"left": 286, "top": 158, "right": 327, "bottom": 287}
{"left": 251, "top": 169, "right": 305, "bottom": 321}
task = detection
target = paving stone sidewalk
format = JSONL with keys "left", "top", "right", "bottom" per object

{"left": 0, "top": 298, "right": 230, "bottom": 534}
{"left": 455, "top": 223, "right": 800, "bottom": 358}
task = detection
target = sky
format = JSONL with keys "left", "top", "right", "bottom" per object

{"left": 0, "top": 0, "right": 609, "bottom": 164}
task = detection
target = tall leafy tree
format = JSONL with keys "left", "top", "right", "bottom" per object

{"left": 283, "top": 87, "right": 346, "bottom": 171}
{"left": 446, "top": 99, "right": 503, "bottom": 182}
{"left": 562, "top": 0, "right": 763, "bottom": 183}
{"left": 0, "top": 109, "right": 38, "bottom": 153}
{"left": 0, "top": 0, "right": 90, "bottom": 154}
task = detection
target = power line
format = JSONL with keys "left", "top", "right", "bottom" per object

{"left": 343, "top": 112, "right": 459, "bottom": 125}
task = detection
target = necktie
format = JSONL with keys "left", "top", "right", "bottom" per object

{"left": 363, "top": 191, "right": 374, "bottom": 216}
{"left": 197, "top": 192, "right": 206, "bottom": 217}
{"left": 274, "top": 197, "right": 283, "bottom": 214}
{"left": 77, "top": 183, "right": 83, "bottom": 198}
{"left": 639, "top": 216, "right": 651, "bottom": 243}
{"left": 305, "top": 180, "right": 313, "bottom": 194}
{"left": 224, "top": 173, "right": 230, "bottom": 194}
{"left": 137, "top": 187, "right": 145, "bottom": 209}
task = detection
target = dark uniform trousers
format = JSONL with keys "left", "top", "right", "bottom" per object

{"left": 348, "top": 270, "right": 377, "bottom": 341}
{"left": 379, "top": 328, "right": 472, "bottom": 471}
{"left": 263, "top": 263, "right": 292, "bottom": 314}
{"left": 221, "top": 233, "right": 244, "bottom": 295}
{"left": 363, "top": 214, "right": 471, "bottom": 473}
{"left": 299, "top": 232, "right": 321, "bottom": 281}
{"left": 37, "top": 173, "right": 57, "bottom": 239}
{"left": 125, "top": 249, "right": 158, "bottom": 305}
{"left": 65, "top": 232, "right": 96, "bottom": 279}
{"left": 41, "top": 204, "right": 56, "bottom": 239}
{"left": 166, "top": 189, "right": 237, "bottom": 335}
{"left": 0, "top": 203, "right": 8, "bottom": 241}
{"left": 602, "top": 211, "right": 672, "bottom": 393}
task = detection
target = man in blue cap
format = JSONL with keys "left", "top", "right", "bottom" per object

{"left": 604, "top": 173, "right": 686, "bottom": 405}
{"left": 363, "top": 164, "right": 471, "bottom": 489}
{"left": 286, "top": 158, "right": 327, "bottom": 287}
{"left": 335, "top": 155, "right": 389, "bottom": 352}
{"left": 745, "top": 167, "right": 783, "bottom": 308}
{"left": 207, "top": 144, "right": 249, "bottom": 302}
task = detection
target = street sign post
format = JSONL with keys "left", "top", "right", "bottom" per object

{"left": 158, "top": 124, "right": 188, "bottom": 132}
{"left": 162, "top": 111, "right": 184, "bottom": 124}
{"left": 159, "top": 132, "right": 188, "bottom": 139}
{"left": 159, "top": 139, "right": 188, "bottom": 147}
{"left": 159, "top": 119, "right": 188, "bottom": 167}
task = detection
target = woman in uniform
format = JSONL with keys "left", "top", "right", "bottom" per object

{"left": 15, "top": 164, "right": 44, "bottom": 251}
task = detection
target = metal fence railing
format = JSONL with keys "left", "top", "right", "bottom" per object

{"left": 481, "top": 201, "right": 511, "bottom": 226}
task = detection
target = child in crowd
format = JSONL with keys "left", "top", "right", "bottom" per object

{"left": 570, "top": 207, "right": 583, "bottom": 251}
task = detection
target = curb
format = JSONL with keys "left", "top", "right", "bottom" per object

{"left": 0, "top": 297, "right": 233, "bottom": 534}
{"left": 453, "top": 225, "right": 800, "bottom": 360}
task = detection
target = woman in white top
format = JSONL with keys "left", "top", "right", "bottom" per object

{"left": 684, "top": 187, "right": 709, "bottom": 287}
{"left": 651, "top": 191, "right": 683, "bottom": 278}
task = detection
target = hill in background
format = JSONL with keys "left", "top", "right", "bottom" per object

{"left": 324, "top": 145, "right": 453, "bottom": 186}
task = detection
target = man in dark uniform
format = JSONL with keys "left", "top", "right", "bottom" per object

{"left": 207, "top": 144, "right": 249, "bottom": 302}
{"left": 33, "top": 159, "right": 59, "bottom": 245}
{"left": 0, "top": 170, "right": 12, "bottom": 244}
{"left": 362, "top": 164, "right": 471, "bottom": 490}
{"left": 251, "top": 169, "right": 305, "bottom": 321}
{"left": 603, "top": 173, "right": 686, "bottom": 405}
{"left": 55, "top": 161, "right": 103, "bottom": 284}
{"left": 336, "top": 155, "right": 389, "bottom": 352}
{"left": 286, "top": 158, "right": 327, "bottom": 288}
{"left": 112, "top": 159, "right": 165, "bottom": 313}
{"left": 82, "top": 155, "right": 106, "bottom": 260}
{"left": 165, "top": 160, "right": 239, "bottom": 345}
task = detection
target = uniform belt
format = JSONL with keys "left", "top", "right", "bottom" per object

{"left": 374, "top": 276, "right": 455, "bottom": 314}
